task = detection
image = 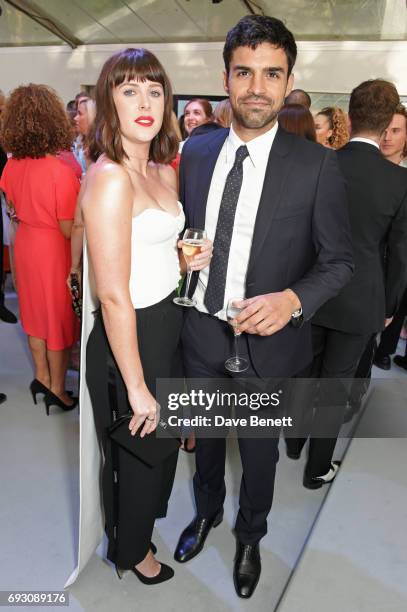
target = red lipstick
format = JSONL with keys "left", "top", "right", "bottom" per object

{"left": 134, "top": 116, "right": 154, "bottom": 127}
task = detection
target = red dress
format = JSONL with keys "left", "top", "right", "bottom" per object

{"left": 0, "top": 156, "right": 80, "bottom": 350}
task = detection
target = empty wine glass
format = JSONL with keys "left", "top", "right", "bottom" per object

{"left": 173, "top": 228, "right": 207, "bottom": 307}
{"left": 225, "top": 297, "right": 249, "bottom": 373}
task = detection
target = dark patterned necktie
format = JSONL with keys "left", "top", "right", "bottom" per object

{"left": 204, "top": 144, "right": 249, "bottom": 315}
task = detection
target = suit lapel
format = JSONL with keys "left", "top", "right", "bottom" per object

{"left": 193, "top": 129, "right": 229, "bottom": 229}
{"left": 246, "top": 126, "right": 293, "bottom": 278}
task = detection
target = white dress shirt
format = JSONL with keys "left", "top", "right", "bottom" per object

{"left": 194, "top": 122, "right": 278, "bottom": 320}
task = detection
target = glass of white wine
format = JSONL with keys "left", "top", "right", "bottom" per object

{"left": 225, "top": 297, "right": 249, "bottom": 373}
{"left": 173, "top": 228, "right": 207, "bottom": 307}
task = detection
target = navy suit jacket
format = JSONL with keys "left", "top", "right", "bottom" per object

{"left": 179, "top": 126, "right": 354, "bottom": 377}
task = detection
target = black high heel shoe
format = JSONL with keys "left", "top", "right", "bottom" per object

{"left": 44, "top": 391, "right": 78, "bottom": 416}
{"left": 30, "top": 379, "right": 50, "bottom": 405}
{"left": 30, "top": 379, "right": 73, "bottom": 405}
{"left": 115, "top": 542, "right": 158, "bottom": 579}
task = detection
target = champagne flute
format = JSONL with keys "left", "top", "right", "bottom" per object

{"left": 225, "top": 297, "right": 249, "bottom": 373}
{"left": 173, "top": 228, "right": 207, "bottom": 307}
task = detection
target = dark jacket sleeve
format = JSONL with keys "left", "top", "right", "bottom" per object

{"left": 289, "top": 149, "right": 354, "bottom": 320}
{"left": 385, "top": 189, "right": 407, "bottom": 317}
{"left": 178, "top": 142, "right": 192, "bottom": 228}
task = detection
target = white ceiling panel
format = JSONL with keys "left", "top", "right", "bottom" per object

{"left": 27, "top": 0, "right": 122, "bottom": 43}
{"left": 126, "top": 0, "right": 205, "bottom": 41}
{"left": 0, "top": 0, "right": 406, "bottom": 46}
{"left": 0, "top": 0, "right": 61, "bottom": 45}
{"left": 71, "top": 0, "right": 161, "bottom": 43}
{"left": 261, "top": 0, "right": 407, "bottom": 41}
{"left": 176, "top": 0, "right": 247, "bottom": 40}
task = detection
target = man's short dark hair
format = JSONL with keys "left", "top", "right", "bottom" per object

{"left": 223, "top": 15, "right": 297, "bottom": 76}
{"left": 349, "top": 79, "right": 400, "bottom": 135}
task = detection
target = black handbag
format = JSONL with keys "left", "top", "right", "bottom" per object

{"left": 108, "top": 411, "right": 180, "bottom": 467}
{"left": 69, "top": 273, "right": 82, "bottom": 320}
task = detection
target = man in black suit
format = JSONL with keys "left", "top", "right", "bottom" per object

{"left": 296, "top": 80, "right": 407, "bottom": 487}
{"left": 174, "top": 15, "right": 353, "bottom": 598}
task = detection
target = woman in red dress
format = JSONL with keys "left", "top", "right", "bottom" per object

{"left": 0, "top": 84, "right": 80, "bottom": 412}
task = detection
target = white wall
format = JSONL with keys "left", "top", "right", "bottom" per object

{"left": 1, "top": 41, "right": 407, "bottom": 103}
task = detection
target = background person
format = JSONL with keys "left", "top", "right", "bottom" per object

{"left": 294, "top": 80, "right": 407, "bottom": 487}
{"left": 278, "top": 103, "right": 316, "bottom": 141}
{"left": 0, "top": 88, "right": 17, "bottom": 324}
{"left": 214, "top": 98, "right": 233, "bottom": 128}
{"left": 73, "top": 97, "right": 96, "bottom": 175}
{"left": 284, "top": 88, "right": 312, "bottom": 108}
{"left": 179, "top": 98, "right": 215, "bottom": 151}
{"left": 380, "top": 103, "right": 407, "bottom": 166}
{"left": 314, "top": 106, "right": 349, "bottom": 149}
{"left": 0, "top": 84, "right": 79, "bottom": 412}
{"left": 67, "top": 98, "right": 97, "bottom": 290}
{"left": 373, "top": 105, "right": 407, "bottom": 370}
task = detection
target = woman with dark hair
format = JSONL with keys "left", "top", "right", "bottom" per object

{"left": 314, "top": 106, "right": 349, "bottom": 149}
{"left": 69, "top": 48, "right": 213, "bottom": 586}
{"left": 278, "top": 103, "right": 316, "bottom": 141}
{"left": 0, "top": 84, "right": 79, "bottom": 412}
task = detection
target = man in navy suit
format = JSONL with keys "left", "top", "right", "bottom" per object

{"left": 174, "top": 15, "right": 353, "bottom": 598}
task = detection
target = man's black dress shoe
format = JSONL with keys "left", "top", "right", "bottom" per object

{"left": 233, "top": 541, "right": 261, "bottom": 599}
{"left": 0, "top": 393, "right": 6, "bottom": 404}
{"left": 0, "top": 304, "right": 17, "bottom": 324}
{"left": 394, "top": 355, "right": 407, "bottom": 371}
{"left": 174, "top": 509, "right": 223, "bottom": 563}
{"left": 373, "top": 354, "right": 391, "bottom": 370}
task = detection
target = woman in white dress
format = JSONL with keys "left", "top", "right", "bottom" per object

{"left": 68, "top": 48, "right": 212, "bottom": 586}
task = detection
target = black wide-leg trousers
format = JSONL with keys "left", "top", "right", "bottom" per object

{"left": 181, "top": 308, "right": 280, "bottom": 545}
{"left": 86, "top": 292, "right": 182, "bottom": 568}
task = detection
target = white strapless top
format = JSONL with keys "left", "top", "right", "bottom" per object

{"left": 129, "top": 201, "right": 185, "bottom": 308}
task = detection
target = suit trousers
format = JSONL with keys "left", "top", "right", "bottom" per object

{"left": 375, "top": 288, "right": 407, "bottom": 359}
{"left": 86, "top": 292, "right": 182, "bottom": 568}
{"left": 286, "top": 324, "right": 371, "bottom": 478}
{"left": 181, "top": 308, "right": 280, "bottom": 545}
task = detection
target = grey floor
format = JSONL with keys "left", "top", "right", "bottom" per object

{"left": 1, "top": 280, "right": 406, "bottom": 612}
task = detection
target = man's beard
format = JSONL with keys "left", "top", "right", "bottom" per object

{"left": 232, "top": 96, "right": 280, "bottom": 129}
